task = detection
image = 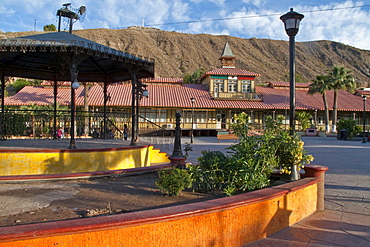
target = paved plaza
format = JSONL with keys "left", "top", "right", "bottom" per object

{"left": 180, "top": 136, "right": 370, "bottom": 246}
{"left": 0, "top": 136, "right": 369, "bottom": 246}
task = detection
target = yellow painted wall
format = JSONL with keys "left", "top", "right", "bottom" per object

{"left": 0, "top": 179, "right": 319, "bottom": 247}
{"left": 0, "top": 145, "right": 169, "bottom": 176}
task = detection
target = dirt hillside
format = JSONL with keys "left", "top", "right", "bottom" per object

{"left": 2, "top": 27, "right": 370, "bottom": 86}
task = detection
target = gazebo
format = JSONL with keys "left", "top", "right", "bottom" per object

{"left": 0, "top": 31, "right": 154, "bottom": 148}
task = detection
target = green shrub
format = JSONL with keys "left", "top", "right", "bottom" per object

{"left": 337, "top": 118, "right": 361, "bottom": 139}
{"left": 192, "top": 150, "right": 230, "bottom": 193}
{"left": 188, "top": 113, "right": 314, "bottom": 196}
{"left": 155, "top": 167, "right": 192, "bottom": 197}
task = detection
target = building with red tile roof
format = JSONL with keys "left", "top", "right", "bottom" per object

{"left": 3, "top": 43, "right": 369, "bottom": 135}
{"left": 5, "top": 81, "right": 368, "bottom": 133}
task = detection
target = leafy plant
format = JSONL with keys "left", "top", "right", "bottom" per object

{"left": 183, "top": 143, "right": 193, "bottom": 159}
{"left": 336, "top": 118, "right": 361, "bottom": 139}
{"left": 192, "top": 150, "right": 230, "bottom": 193}
{"left": 295, "top": 111, "right": 312, "bottom": 131}
{"left": 264, "top": 115, "right": 314, "bottom": 175}
{"left": 155, "top": 166, "right": 192, "bottom": 197}
{"left": 43, "top": 24, "right": 57, "bottom": 31}
{"left": 272, "top": 130, "right": 314, "bottom": 175}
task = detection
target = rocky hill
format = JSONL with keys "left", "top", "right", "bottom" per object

{"left": 2, "top": 27, "right": 370, "bottom": 86}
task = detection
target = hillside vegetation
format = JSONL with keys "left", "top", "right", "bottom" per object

{"left": 2, "top": 27, "right": 369, "bottom": 86}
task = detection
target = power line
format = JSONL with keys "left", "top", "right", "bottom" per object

{"left": 145, "top": 4, "right": 370, "bottom": 28}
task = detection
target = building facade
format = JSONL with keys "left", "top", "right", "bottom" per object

{"left": 3, "top": 43, "right": 369, "bottom": 137}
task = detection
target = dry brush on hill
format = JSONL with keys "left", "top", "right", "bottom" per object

{"left": 2, "top": 27, "right": 369, "bottom": 86}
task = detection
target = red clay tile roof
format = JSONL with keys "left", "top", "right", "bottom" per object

{"left": 355, "top": 89, "right": 370, "bottom": 97}
{"left": 4, "top": 84, "right": 369, "bottom": 112}
{"left": 200, "top": 68, "right": 260, "bottom": 81}
{"left": 41, "top": 81, "right": 71, "bottom": 86}
{"left": 141, "top": 77, "right": 183, "bottom": 84}
{"left": 268, "top": 81, "right": 310, "bottom": 88}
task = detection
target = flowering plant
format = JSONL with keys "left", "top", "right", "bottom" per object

{"left": 265, "top": 115, "right": 314, "bottom": 175}
{"left": 274, "top": 130, "right": 314, "bottom": 174}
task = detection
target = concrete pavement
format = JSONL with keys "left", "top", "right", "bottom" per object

{"left": 246, "top": 136, "right": 370, "bottom": 246}
{"left": 0, "top": 136, "right": 369, "bottom": 246}
{"left": 180, "top": 136, "right": 370, "bottom": 246}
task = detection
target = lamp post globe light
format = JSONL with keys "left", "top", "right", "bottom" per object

{"left": 362, "top": 95, "right": 367, "bottom": 143}
{"left": 190, "top": 97, "right": 195, "bottom": 143}
{"left": 280, "top": 8, "right": 304, "bottom": 136}
{"left": 69, "top": 77, "right": 80, "bottom": 149}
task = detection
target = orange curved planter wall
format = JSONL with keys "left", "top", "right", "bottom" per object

{"left": 0, "top": 178, "right": 320, "bottom": 247}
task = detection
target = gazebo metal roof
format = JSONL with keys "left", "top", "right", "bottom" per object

{"left": 0, "top": 31, "right": 155, "bottom": 146}
{"left": 0, "top": 31, "right": 154, "bottom": 82}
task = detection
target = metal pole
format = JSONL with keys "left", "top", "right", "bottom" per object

{"left": 172, "top": 113, "right": 183, "bottom": 158}
{"left": 191, "top": 99, "right": 194, "bottom": 143}
{"left": 58, "top": 15, "right": 61, "bottom": 32}
{"left": 0, "top": 73, "right": 5, "bottom": 140}
{"left": 130, "top": 67, "right": 137, "bottom": 146}
{"left": 103, "top": 80, "right": 107, "bottom": 139}
{"left": 69, "top": 82, "right": 76, "bottom": 149}
{"left": 363, "top": 96, "right": 367, "bottom": 143}
{"left": 69, "top": 17, "right": 73, "bottom": 33}
{"left": 68, "top": 54, "right": 77, "bottom": 149}
{"left": 289, "top": 35, "right": 296, "bottom": 136}
{"left": 136, "top": 84, "right": 140, "bottom": 142}
{"left": 53, "top": 78, "right": 58, "bottom": 139}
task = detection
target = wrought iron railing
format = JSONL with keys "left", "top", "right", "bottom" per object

{"left": 137, "top": 115, "right": 174, "bottom": 151}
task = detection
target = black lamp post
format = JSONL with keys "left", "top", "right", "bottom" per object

{"left": 68, "top": 74, "right": 80, "bottom": 149}
{"left": 362, "top": 95, "right": 367, "bottom": 143}
{"left": 190, "top": 97, "right": 195, "bottom": 143}
{"left": 130, "top": 79, "right": 148, "bottom": 146}
{"left": 280, "top": 8, "right": 304, "bottom": 136}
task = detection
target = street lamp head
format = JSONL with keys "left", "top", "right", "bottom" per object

{"left": 280, "top": 8, "right": 304, "bottom": 37}
{"left": 71, "top": 79, "right": 80, "bottom": 89}
{"left": 191, "top": 97, "right": 195, "bottom": 104}
{"left": 363, "top": 95, "right": 367, "bottom": 101}
{"left": 142, "top": 89, "right": 149, "bottom": 98}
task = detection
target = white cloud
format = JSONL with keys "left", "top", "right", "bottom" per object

{"left": 180, "top": 0, "right": 370, "bottom": 50}
{"left": 297, "top": 1, "right": 370, "bottom": 49}
{"left": 171, "top": 0, "right": 191, "bottom": 22}
{"left": 242, "top": 0, "right": 268, "bottom": 8}
{"left": 0, "top": 0, "right": 369, "bottom": 50}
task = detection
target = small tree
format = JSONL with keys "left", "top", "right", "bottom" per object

{"left": 183, "top": 68, "right": 205, "bottom": 84}
{"left": 7, "top": 79, "right": 29, "bottom": 95}
{"left": 43, "top": 24, "right": 56, "bottom": 31}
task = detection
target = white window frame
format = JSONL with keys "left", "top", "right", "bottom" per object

{"left": 228, "top": 80, "right": 237, "bottom": 92}
{"left": 242, "top": 80, "right": 251, "bottom": 93}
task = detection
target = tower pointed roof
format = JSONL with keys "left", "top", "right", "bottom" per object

{"left": 219, "top": 42, "right": 236, "bottom": 68}
{"left": 221, "top": 42, "right": 235, "bottom": 57}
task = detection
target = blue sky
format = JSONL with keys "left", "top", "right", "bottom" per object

{"left": 1, "top": 0, "right": 369, "bottom": 50}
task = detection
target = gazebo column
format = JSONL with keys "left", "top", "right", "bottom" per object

{"left": 53, "top": 76, "right": 58, "bottom": 139}
{"left": 103, "top": 79, "right": 109, "bottom": 139}
{"left": 130, "top": 66, "right": 138, "bottom": 146}
{"left": 68, "top": 53, "right": 78, "bottom": 149}
{"left": 0, "top": 72, "right": 5, "bottom": 140}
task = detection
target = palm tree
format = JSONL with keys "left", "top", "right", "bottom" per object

{"left": 308, "top": 75, "right": 331, "bottom": 132}
{"left": 328, "top": 66, "right": 356, "bottom": 133}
